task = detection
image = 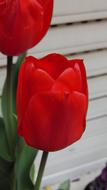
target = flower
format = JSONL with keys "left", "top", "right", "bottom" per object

{"left": 0, "top": 0, "right": 53, "bottom": 55}
{"left": 17, "top": 54, "right": 88, "bottom": 151}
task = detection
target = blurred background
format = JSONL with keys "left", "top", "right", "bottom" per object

{"left": 0, "top": 0, "right": 107, "bottom": 189}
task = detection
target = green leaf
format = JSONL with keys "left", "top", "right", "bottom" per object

{"left": 12, "top": 52, "right": 27, "bottom": 113}
{"left": 16, "top": 52, "right": 27, "bottom": 70}
{"left": 30, "top": 162, "right": 36, "bottom": 183}
{"left": 15, "top": 138, "right": 38, "bottom": 190}
{"left": 1, "top": 53, "right": 26, "bottom": 158}
{"left": 0, "top": 117, "right": 12, "bottom": 161}
{"left": 0, "top": 156, "right": 14, "bottom": 190}
{"left": 1, "top": 66, "right": 17, "bottom": 158}
{"left": 1, "top": 84, "right": 18, "bottom": 158}
{"left": 58, "top": 180, "right": 70, "bottom": 190}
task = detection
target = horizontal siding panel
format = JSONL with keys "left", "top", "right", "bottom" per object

{"left": 52, "top": 12, "right": 107, "bottom": 25}
{"left": 54, "top": 0, "right": 107, "bottom": 16}
{"left": 44, "top": 134, "right": 107, "bottom": 175}
{"left": 83, "top": 116, "right": 107, "bottom": 139}
{"left": 43, "top": 157, "right": 107, "bottom": 187}
{"left": 88, "top": 75, "right": 107, "bottom": 99}
{"left": 52, "top": 0, "right": 107, "bottom": 24}
{"left": 28, "top": 20, "right": 107, "bottom": 57}
{"left": 43, "top": 141, "right": 107, "bottom": 186}
{"left": 88, "top": 97, "right": 107, "bottom": 120}
{"left": 71, "top": 50, "right": 107, "bottom": 77}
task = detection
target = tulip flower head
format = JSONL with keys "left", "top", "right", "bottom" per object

{"left": 0, "top": 0, "right": 53, "bottom": 55}
{"left": 17, "top": 54, "right": 88, "bottom": 152}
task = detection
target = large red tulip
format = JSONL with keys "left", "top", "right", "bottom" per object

{"left": 17, "top": 54, "right": 88, "bottom": 151}
{"left": 0, "top": 0, "right": 53, "bottom": 55}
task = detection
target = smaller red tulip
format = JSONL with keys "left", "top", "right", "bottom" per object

{"left": 17, "top": 54, "right": 88, "bottom": 151}
{"left": 0, "top": 0, "right": 53, "bottom": 55}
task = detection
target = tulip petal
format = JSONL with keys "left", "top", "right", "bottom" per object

{"left": 35, "top": 0, "right": 53, "bottom": 44}
{"left": 17, "top": 60, "right": 54, "bottom": 135}
{"left": 69, "top": 59, "right": 88, "bottom": 96}
{"left": 39, "top": 54, "right": 69, "bottom": 79}
{"left": 22, "top": 91, "right": 87, "bottom": 151}
{"left": 69, "top": 59, "right": 88, "bottom": 111}
{"left": 77, "top": 60, "right": 88, "bottom": 98}
{"left": 52, "top": 67, "right": 82, "bottom": 93}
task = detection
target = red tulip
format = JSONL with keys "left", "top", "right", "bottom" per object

{"left": 0, "top": 0, "right": 53, "bottom": 55}
{"left": 17, "top": 54, "right": 88, "bottom": 151}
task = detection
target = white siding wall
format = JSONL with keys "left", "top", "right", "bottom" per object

{"left": 0, "top": 0, "right": 107, "bottom": 187}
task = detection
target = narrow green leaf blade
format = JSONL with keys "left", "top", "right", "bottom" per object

{"left": 0, "top": 156, "right": 14, "bottom": 190}
{"left": 15, "top": 138, "right": 38, "bottom": 190}
{"left": 1, "top": 67, "right": 17, "bottom": 158}
{"left": 12, "top": 52, "right": 26, "bottom": 113}
{"left": 0, "top": 117, "right": 12, "bottom": 161}
{"left": 1, "top": 53, "right": 26, "bottom": 158}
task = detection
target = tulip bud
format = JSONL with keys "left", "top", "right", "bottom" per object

{"left": 0, "top": 0, "right": 53, "bottom": 55}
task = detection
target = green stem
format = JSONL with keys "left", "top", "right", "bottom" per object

{"left": 6, "top": 56, "right": 13, "bottom": 153}
{"left": 34, "top": 151, "right": 49, "bottom": 190}
{"left": 7, "top": 56, "right": 13, "bottom": 114}
{"left": 5, "top": 56, "right": 16, "bottom": 157}
{"left": 7, "top": 56, "right": 13, "bottom": 77}
{"left": 7, "top": 57, "right": 17, "bottom": 189}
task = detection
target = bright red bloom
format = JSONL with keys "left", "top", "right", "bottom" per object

{"left": 17, "top": 54, "right": 88, "bottom": 151}
{"left": 0, "top": 0, "right": 53, "bottom": 55}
